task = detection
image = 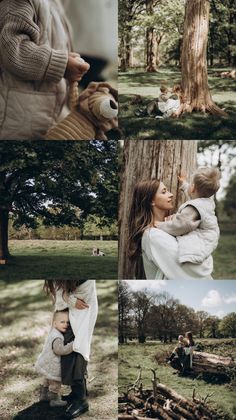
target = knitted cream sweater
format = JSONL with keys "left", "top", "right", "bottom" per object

{"left": 0, "top": 0, "right": 71, "bottom": 139}
{"left": 0, "top": 0, "right": 68, "bottom": 82}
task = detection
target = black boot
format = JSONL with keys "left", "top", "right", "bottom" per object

{"left": 65, "top": 379, "right": 89, "bottom": 419}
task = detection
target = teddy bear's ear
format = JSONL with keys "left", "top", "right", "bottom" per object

{"left": 79, "top": 82, "right": 99, "bottom": 102}
{"left": 98, "top": 87, "right": 110, "bottom": 94}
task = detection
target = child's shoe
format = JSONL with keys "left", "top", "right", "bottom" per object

{"left": 48, "top": 391, "right": 67, "bottom": 407}
{"left": 39, "top": 385, "right": 49, "bottom": 402}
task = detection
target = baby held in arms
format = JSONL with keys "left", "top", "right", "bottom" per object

{"left": 156, "top": 167, "right": 221, "bottom": 264}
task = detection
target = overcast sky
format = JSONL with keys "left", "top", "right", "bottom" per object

{"left": 124, "top": 280, "right": 236, "bottom": 318}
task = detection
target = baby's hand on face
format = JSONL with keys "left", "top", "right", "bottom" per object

{"left": 178, "top": 172, "right": 187, "bottom": 184}
{"left": 65, "top": 53, "right": 90, "bottom": 82}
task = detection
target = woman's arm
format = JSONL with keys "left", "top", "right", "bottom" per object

{"left": 0, "top": 1, "right": 68, "bottom": 82}
{"left": 144, "top": 229, "right": 213, "bottom": 280}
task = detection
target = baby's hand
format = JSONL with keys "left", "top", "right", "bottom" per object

{"left": 178, "top": 172, "right": 187, "bottom": 184}
{"left": 65, "top": 53, "right": 90, "bottom": 82}
{"left": 164, "top": 215, "right": 175, "bottom": 221}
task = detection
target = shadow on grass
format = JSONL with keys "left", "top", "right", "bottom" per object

{"left": 13, "top": 401, "right": 67, "bottom": 420}
{"left": 0, "top": 255, "right": 118, "bottom": 280}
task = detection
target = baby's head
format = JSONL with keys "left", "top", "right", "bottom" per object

{"left": 189, "top": 167, "right": 220, "bottom": 198}
{"left": 160, "top": 85, "right": 168, "bottom": 94}
{"left": 178, "top": 334, "right": 184, "bottom": 343}
{"left": 53, "top": 310, "right": 69, "bottom": 333}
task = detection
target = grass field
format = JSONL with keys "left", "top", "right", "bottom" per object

{"left": 119, "top": 340, "right": 236, "bottom": 419}
{"left": 119, "top": 68, "right": 236, "bottom": 140}
{"left": 0, "top": 240, "right": 118, "bottom": 280}
{"left": 0, "top": 279, "right": 117, "bottom": 420}
{"left": 0, "top": 233, "right": 235, "bottom": 280}
{"left": 213, "top": 233, "right": 236, "bottom": 279}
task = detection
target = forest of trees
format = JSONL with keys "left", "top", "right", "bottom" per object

{"left": 119, "top": 0, "right": 235, "bottom": 115}
{"left": 119, "top": 0, "right": 236, "bottom": 71}
{"left": 118, "top": 281, "right": 236, "bottom": 344}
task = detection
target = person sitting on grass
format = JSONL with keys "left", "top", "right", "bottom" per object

{"left": 156, "top": 167, "right": 220, "bottom": 266}
{"left": 135, "top": 85, "right": 170, "bottom": 117}
{"left": 167, "top": 335, "right": 187, "bottom": 371}
{"left": 182, "top": 331, "right": 195, "bottom": 373}
{"left": 35, "top": 310, "right": 74, "bottom": 407}
{"left": 156, "top": 85, "right": 182, "bottom": 118}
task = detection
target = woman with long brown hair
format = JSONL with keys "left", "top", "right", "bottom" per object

{"left": 128, "top": 179, "right": 213, "bottom": 279}
{"left": 43, "top": 280, "right": 98, "bottom": 419}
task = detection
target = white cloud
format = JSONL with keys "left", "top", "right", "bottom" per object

{"left": 201, "top": 290, "right": 222, "bottom": 307}
{"left": 215, "top": 310, "right": 225, "bottom": 319}
{"left": 126, "top": 280, "right": 166, "bottom": 291}
{"left": 224, "top": 294, "right": 236, "bottom": 304}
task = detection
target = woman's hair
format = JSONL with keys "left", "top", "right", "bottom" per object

{"left": 128, "top": 179, "right": 160, "bottom": 263}
{"left": 186, "top": 331, "right": 195, "bottom": 346}
{"left": 44, "top": 280, "right": 81, "bottom": 298}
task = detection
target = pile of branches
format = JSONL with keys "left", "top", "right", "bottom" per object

{"left": 118, "top": 369, "right": 222, "bottom": 420}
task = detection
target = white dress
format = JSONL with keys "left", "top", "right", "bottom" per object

{"left": 142, "top": 228, "right": 213, "bottom": 280}
{"left": 55, "top": 280, "right": 98, "bottom": 361}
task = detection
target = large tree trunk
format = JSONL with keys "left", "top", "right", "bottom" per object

{"left": 146, "top": 0, "right": 158, "bottom": 72}
{"left": 118, "top": 140, "right": 197, "bottom": 280}
{"left": 0, "top": 208, "right": 10, "bottom": 262}
{"left": 177, "top": 0, "right": 226, "bottom": 116}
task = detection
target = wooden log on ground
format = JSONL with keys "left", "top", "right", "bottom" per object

{"left": 156, "top": 383, "right": 196, "bottom": 414}
{"left": 192, "top": 351, "right": 236, "bottom": 375}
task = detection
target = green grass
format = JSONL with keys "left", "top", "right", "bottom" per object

{"left": 119, "top": 340, "right": 236, "bottom": 419}
{"left": 0, "top": 240, "right": 118, "bottom": 280}
{"left": 0, "top": 279, "right": 118, "bottom": 420}
{"left": 213, "top": 233, "right": 236, "bottom": 279}
{"left": 119, "top": 67, "right": 236, "bottom": 140}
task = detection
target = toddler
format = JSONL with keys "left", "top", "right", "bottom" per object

{"left": 157, "top": 167, "right": 220, "bottom": 264}
{"left": 0, "top": 0, "right": 90, "bottom": 140}
{"left": 35, "top": 310, "right": 74, "bottom": 407}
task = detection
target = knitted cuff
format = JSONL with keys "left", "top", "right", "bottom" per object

{"left": 45, "top": 49, "right": 68, "bottom": 83}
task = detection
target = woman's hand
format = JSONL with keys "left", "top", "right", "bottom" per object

{"left": 75, "top": 298, "right": 89, "bottom": 310}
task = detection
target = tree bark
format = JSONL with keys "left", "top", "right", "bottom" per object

{"left": 0, "top": 208, "right": 10, "bottom": 261}
{"left": 177, "top": 0, "right": 226, "bottom": 116}
{"left": 118, "top": 140, "right": 197, "bottom": 279}
{"left": 146, "top": 0, "right": 158, "bottom": 72}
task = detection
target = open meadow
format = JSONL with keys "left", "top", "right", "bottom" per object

{"left": 119, "top": 68, "right": 236, "bottom": 140}
{"left": 119, "top": 340, "right": 236, "bottom": 419}
{"left": 0, "top": 279, "right": 117, "bottom": 420}
{"left": 0, "top": 240, "right": 118, "bottom": 280}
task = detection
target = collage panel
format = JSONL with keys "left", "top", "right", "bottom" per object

{"left": 0, "top": 0, "right": 118, "bottom": 141}
{"left": 0, "top": 0, "right": 236, "bottom": 419}
{"left": 118, "top": 279, "right": 236, "bottom": 420}
{"left": 0, "top": 279, "right": 117, "bottom": 420}
{"left": 0, "top": 140, "right": 118, "bottom": 280}
{"left": 118, "top": 139, "right": 236, "bottom": 280}
{"left": 119, "top": 0, "right": 236, "bottom": 140}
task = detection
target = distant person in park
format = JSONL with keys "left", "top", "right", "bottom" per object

{"left": 182, "top": 331, "right": 195, "bottom": 373}
{"left": 0, "top": 0, "right": 90, "bottom": 140}
{"left": 128, "top": 172, "right": 219, "bottom": 279}
{"left": 92, "top": 247, "right": 105, "bottom": 256}
{"left": 167, "top": 335, "right": 187, "bottom": 370}
{"left": 35, "top": 310, "right": 74, "bottom": 407}
{"left": 135, "top": 85, "right": 182, "bottom": 119}
{"left": 167, "top": 332, "right": 195, "bottom": 374}
{"left": 42, "top": 280, "right": 98, "bottom": 419}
